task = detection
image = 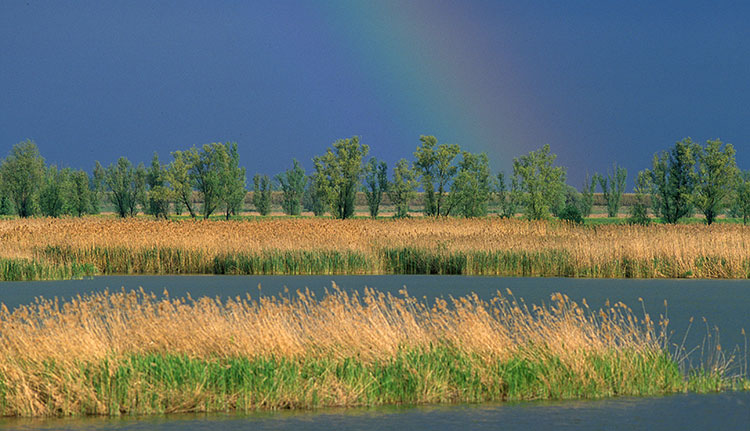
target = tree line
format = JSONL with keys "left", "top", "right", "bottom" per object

{"left": 0, "top": 136, "right": 747, "bottom": 224}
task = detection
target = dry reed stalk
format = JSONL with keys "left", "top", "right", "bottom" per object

{"left": 0, "top": 284, "right": 659, "bottom": 369}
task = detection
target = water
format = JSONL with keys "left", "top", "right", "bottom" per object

{"left": 0, "top": 275, "right": 749, "bottom": 430}
{"left": 3, "top": 393, "right": 749, "bottom": 430}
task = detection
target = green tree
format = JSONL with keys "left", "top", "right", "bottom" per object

{"left": 253, "top": 174, "right": 272, "bottom": 216}
{"left": 187, "top": 144, "right": 223, "bottom": 219}
{"left": 558, "top": 203, "right": 583, "bottom": 224}
{"left": 363, "top": 157, "right": 388, "bottom": 218}
{"left": 496, "top": 172, "right": 521, "bottom": 218}
{"left": 733, "top": 170, "right": 750, "bottom": 225}
{"left": 105, "top": 157, "right": 139, "bottom": 217}
{"left": 306, "top": 174, "right": 328, "bottom": 216}
{"left": 276, "top": 159, "right": 306, "bottom": 216}
{"left": 167, "top": 150, "right": 196, "bottom": 218}
{"left": 580, "top": 173, "right": 597, "bottom": 218}
{"left": 449, "top": 151, "right": 492, "bottom": 218}
{"left": 628, "top": 170, "right": 651, "bottom": 225}
{"left": 0, "top": 195, "right": 13, "bottom": 216}
{"left": 217, "top": 143, "right": 246, "bottom": 220}
{"left": 69, "top": 169, "right": 91, "bottom": 217}
{"left": 90, "top": 161, "right": 106, "bottom": 214}
{"left": 598, "top": 163, "right": 627, "bottom": 218}
{"left": 694, "top": 139, "right": 738, "bottom": 225}
{"left": 387, "top": 159, "right": 417, "bottom": 218}
{"left": 0, "top": 140, "right": 45, "bottom": 217}
{"left": 313, "top": 136, "right": 369, "bottom": 219}
{"left": 650, "top": 138, "right": 700, "bottom": 224}
{"left": 39, "top": 165, "right": 69, "bottom": 217}
{"left": 413, "top": 135, "right": 460, "bottom": 216}
{"left": 512, "top": 144, "right": 566, "bottom": 220}
{"left": 554, "top": 185, "right": 584, "bottom": 219}
{"left": 135, "top": 163, "right": 148, "bottom": 214}
{"left": 146, "top": 153, "right": 171, "bottom": 219}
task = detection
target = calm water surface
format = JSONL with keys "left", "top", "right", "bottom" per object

{"left": 1, "top": 275, "right": 748, "bottom": 430}
{"left": 2, "top": 393, "right": 749, "bottom": 430}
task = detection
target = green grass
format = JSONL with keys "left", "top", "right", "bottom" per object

{"left": 3, "top": 344, "right": 738, "bottom": 416}
{"left": 0, "top": 245, "right": 744, "bottom": 281}
{"left": 0, "top": 258, "right": 97, "bottom": 281}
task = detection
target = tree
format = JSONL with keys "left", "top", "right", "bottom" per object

{"left": 597, "top": 163, "right": 627, "bottom": 218}
{"left": 276, "top": 159, "right": 306, "bottom": 216}
{"left": 217, "top": 143, "right": 246, "bottom": 220}
{"left": 628, "top": 170, "right": 651, "bottom": 225}
{"left": 449, "top": 151, "right": 492, "bottom": 218}
{"left": 413, "top": 135, "right": 460, "bottom": 216}
{"left": 0, "top": 195, "right": 13, "bottom": 216}
{"left": 105, "top": 157, "right": 139, "bottom": 217}
{"left": 0, "top": 140, "right": 45, "bottom": 217}
{"left": 733, "top": 170, "right": 750, "bottom": 225}
{"left": 512, "top": 144, "right": 566, "bottom": 220}
{"left": 253, "top": 174, "right": 272, "bottom": 216}
{"left": 558, "top": 203, "right": 583, "bottom": 224}
{"left": 90, "top": 161, "right": 106, "bottom": 214}
{"left": 146, "top": 153, "right": 171, "bottom": 219}
{"left": 134, "top": 163, "right": 148, "bottom": 214}
{"left": 313, "top": 136, "right": 369, "bottom": 219}
{"left": 554, "top": 185, "right": 584, "bottom": 219}
{"left": 187, "top": 144, "right": 223, "bottom": 219}
{"left": 307, "top": 174, "right": 328, "bottom": 216}
{"left": 650, "top": 138, "right": 700, "bottom": 224}
{"left": 363, "top": 157, "right": 388, "bottom": 218}
{"left": 496, "top": 172, "right": 520, "bottom": 218}
{"left": 694, "top": 139, "right": 738, "bottom": 225}
{"left": 167, "top": 150, "right": 196, "bottom": 218}
{"left": 68, "top": 169, "right": 91, "bottom": 217}
{"left": 39, "top": 165, "right": 69, "bottom": 217}
{"left": 580, "top": 174, "right": 597, "bottom": 218}
{"left": 387, "top": 159, "right": 417, "bottom": 218}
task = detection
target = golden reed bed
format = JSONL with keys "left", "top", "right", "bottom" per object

{"left": 0, "top": 286, "right": 687, "bottom": 416}
{"left": 1, "top": 217, "right": 750, "bottom": 278}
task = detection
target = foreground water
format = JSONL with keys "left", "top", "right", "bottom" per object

{"left": 3, "top": 392, "right": 749, "bottom": 430}
{"left": 0, "top": 275, "right": 748, "bottom": 430}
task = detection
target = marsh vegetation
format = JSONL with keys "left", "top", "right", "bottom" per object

{"left": 2, "top": 217, "right": 750, "bottom": 281}
{"left": 0, "top": 285, "right": 744, "bottom": 416}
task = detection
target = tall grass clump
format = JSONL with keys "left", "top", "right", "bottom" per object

{"left": 0, "top": 258, "right": 96, "bottom": 281}
{"left": 0, "top": 286, "right": 744, "bottom": 417}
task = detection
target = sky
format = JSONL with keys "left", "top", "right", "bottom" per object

{"left": 2, "top": 0, "right": 749, "bottom": 189}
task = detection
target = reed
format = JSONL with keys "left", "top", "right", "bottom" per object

{"left": 0, "top": 258, "right": 97, "bottom": 281}
{"left": 0, "top": 286, "right": 744, "bottom": 416}
{"left": 2, "top": 217, "right": 750, "bottom": 280}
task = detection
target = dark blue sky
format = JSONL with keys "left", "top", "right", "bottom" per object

{"left": 2, "top": 0, "right": 749, "bottom": 188}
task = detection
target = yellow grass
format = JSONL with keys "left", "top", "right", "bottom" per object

{"left": 0, "top": 285, "right": 680, "bottom": 416}
{"left": 2, "top": 217, "right": 750, "bottom": 278}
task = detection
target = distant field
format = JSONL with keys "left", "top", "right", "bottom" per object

{"left": 1, "top": 216, "right": 750, "bottom": 280}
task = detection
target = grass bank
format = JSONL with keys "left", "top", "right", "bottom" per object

{"left": 0, "top": 287, "right": 745, "bottom": 416}
{"left": 2, "top": 217, "right": 750, "bottom": 280}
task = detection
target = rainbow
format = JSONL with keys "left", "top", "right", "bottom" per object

{"left": 320, "top": 1, "right": 540, "bottom": 174}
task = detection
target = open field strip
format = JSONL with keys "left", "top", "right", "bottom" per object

{"left": 2, "top": 217, "right": 750, "bottom": 280}
{"left": 0, "top": 286, "right": 745, "bottom": 416}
